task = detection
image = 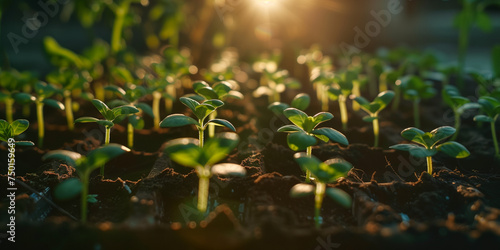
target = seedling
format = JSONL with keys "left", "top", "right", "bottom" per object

{"left": 0, "top": 69, "right": 34, "bottom": 123}
{"left": 290, "top": 153, "right": 352, "bottom": 229}
{"left": 105, "top": 84, "right": 154, "bottom": 148}
{"left": 160, "top": 97, "right": 235, "bottom": 147}
{"left": 191, "top": 80, "right": 243, "bottom": 137}
{"left": 46, "top": 70, "right": 93, "bottom": 131}
{"left": 351, "top": 90, "right": 395, "bottom": 147}
{"left": 75, "top": 99, "right": 139, "bottom": 174}
{"left": 327, "top": 69, "right": 357, "bottom": 131}
{"left": 474, "top": 96, "right": 500, "bottom": 157}
{"left": 43, "top": 144, "right": 130, "bottom": 223}
{"left": 0, "top": 119, "right": 34, "bottom": 146}
{"left": 268, "top": 93, "right": 310, "bottom": 115}
{"left": 164, "top": 133, "right": 245, "bottom": 213}
{"left": 253, "top": 69, "right": 301, "bottom": 103}
{"left": 13, "top": 82, "right": 65, "bottom": 148}
{"left": 277, "top": 108, "right": 349, "bottom": 182}
{"left": 390, "top": 126, "right": 470, "bottom": 175}
{"left": 310, "top": 69, "right": 333, "bottom": 112}
{"left": 367, "top": 58, "right": 384, "bottom": 97}
{"left": 442, "top": 85, "right": 480, "bottom": 140}
{"left": 400, "top": 75, "right": 436, "bottom": 127}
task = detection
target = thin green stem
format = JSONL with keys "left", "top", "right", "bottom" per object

{"left": 273, "top": 90, "right": 280, "bottom": 103}
{"left": 199, "top": 119, "right": 205, "bottom": 148}
{"left": 197, "top": 175, "right": 210, "bottom": 213}
{"left": 451, "top": 111, "right": 460, "bottom": 141}
{"left": 208, "top": 111, "right": 216, "bottom": 138}
{"left": 339, "top": 96, "right": 348, "bottom": 131}
{"left": 165, "top": 84, "right": 176, "bottom": 114}
{"left": 413, "top": 99, "right": 420, "bottom": 128}
{"left": 373, "top": 116, "right": 379, "bottom": 148}
{"left": 305, "top": 146, "right": 312, "bottom": 183}
{"left": 379, "top": 74, "right": 388, "bottom": 92}
{"left": 111, "top": 0, "right": 131, "bottom": 54}
{"left": 101, "top": 126, "right": 111, "bottom": 176}
{"left": 352, "top": 81, "right": 360, "bottom": 111}
{"left": 321, "top": 86, "right": 329, "bottom": 112}
{"left": 392, "top": 86, "right": 401, "bottom": 111}
{"left": 127, "top": 122, "right": 134, "bottom": 149}
{"left": 36, "top": 100, "right": 44, "bottom": 148}
{"left": 81, "top": 174, "right": 89, "bottom": 223}
{"left": 426, "top": 156, "right": 433, "bottom": 175}
{"left": 64, "top": 92, "right": 74, "bottom": 130}
{"left": 5, "top": 97, "right": 13, "bottom": 124}
{"left": 152, "top": 91, "right": 161, "bottom": 130}
{"left": 491, "top": 120, "right": 499, "bottom": 156}
{"left": 314, "top": 182, "right": 326, "bottom": 229}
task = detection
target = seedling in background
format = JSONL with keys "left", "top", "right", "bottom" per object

{"left": 0, "top": 119, "right": 34, "bottom": 146}
{"left": 327, "top": 69, "right": 357, "bottom": 131}
{"left": 160, "top": 97, "right": 235, "bottom": 147}
{"left": 164, "top": 133, "right": 245, "bottom": 213}
{"left": 43, "top": 144, "right": 130, "bottom": 223}
{"left": 144, "top": 72, "right": 174, "bottom": 130}
{"left": 351, "top": 90, "right": 395, "bottom": 147}
{"left": 277, "top": 108, "right": 349, "bottom": 182}
{"left": 268, "top": 93, "right": 310, "bottom": 115}
{"left": 400, "top": 75, "right": 436, "bottom": 128}
{"left": 75, "top": 99, "right": 139, "bottom": 175}
{"left": 46, "top": 70, "right": 93, "bottom": 131}
{"left": 367, "top": 58, "right": 384, "bottom": 97}
{"left": 0, "top": 69, "right": 35, "bottom": 123}
{"left": 390, "top": 126, "right": 470, "bottom": 175}
{"left": 442, "top": 85, "right": 480, "bottom": 140}
{"left": 191, "top": 80, "right": 243, "bottom": 138}
{"left": 474, "top": 96, "right": 500, "bottom": 157}
{"left": 105, "top": 84, "right": 154, "bottom": 148}
{"left": 253, "top": 69, "right": 301, "bottom": 103}
{"left": 290, "top": 153, "right": 352, "bottom": 229}
{"left": 13, "top": 82, "right": 65, "bottom": 148}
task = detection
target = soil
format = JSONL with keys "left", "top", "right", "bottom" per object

{"left": 1, "top": 80, "right": 500, "bottom": 249}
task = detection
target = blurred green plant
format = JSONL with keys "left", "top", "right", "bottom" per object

{"left": 442, "top": 85, "right": 480, "bottom": 140}
{"left": 0, "top": 119, "right": 34, "bottom": 146}
{"left": 400, "top": 75, "right": 436, "bottom": 128}
{"left": 474, "top": 96, "right": 500, "bottom": 157}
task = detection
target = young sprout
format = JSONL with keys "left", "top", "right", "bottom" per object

{"left": 160, "top": 97, "right": 235, "bottom": 147}
{"left": 0, "top": 119, "right": 34, "bottom": 146}
{"left": 367, "top": 58, "right": 384, "bottom": 97}
{"left": 400, "top": 75, "right": 436, "bottom": 127}
{"left": 327, "top": 69, "right": 357, "bottom": 131}
{"left": 290, "top": 153, "right": 352, "bottom": 229}
{"left": 442, "top": 85, "right": 480, "bottom": 140}
{"left": 474, "top": 96, "right": 500, "bottom": 157}
{"left": 164, "top": 133, "right": 245, "bottom": 213}
{"left": 75, "top": 99, "right": 139, "bottom": 175}
{"left": 253, "top": 69, "right": 301, "bottom": 103}
{"left": 105, "top": 84, "right": 154, "bottom": 148}
{"left": 277, "top": 108, "right": 349, "bottom": 182}
{"left": 390, "top": 126, "right": 470, "bottom": 175}
{"left": 351, "top": 90, "right": 395, "bottom": 147}
{"left": 268, "top": 93, "right": 310, "bottom": 115}
{"left": 13, "top": 82, "right": 65, "bottom": 148}
{"left": 144, "top": 73, "right": 172, "bottom": 130}
{"left": 43, "top": 144, "right": 130, "bottom": 223}
{"left": 191, "top": 80, "right": 243, "bottom": 137}
{"left": 46, "top": 70, "right": 93, "bottom": 130}
{"left": 310, "top": 70, "right": 333, "bottom": 112}
{"left": 0, "top": 69, "right": 34, "bottom": 123}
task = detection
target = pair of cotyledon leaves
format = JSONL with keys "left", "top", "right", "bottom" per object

{"left": 351, "top": 90, "right": 395, "bottom": 122}
{"left": 0, "top": 119, "right": 34, "bottom": 146}
{"left": 268, "top": 93, "right": 310, "bottom": 115}
{"left": 474, "top": 96, "right": 500, "bottom": 122}
{"left": 75, "top": 99, "right": 140, "bottom": 128}
{"left": 290, "top": 153, "right": 352, "bottom": 208}
{"left": 12, "top": 82, "right": 65, "bottom": 110}
{"left": 277, "top": 108, "right": 348, "bottom": 151}
{"left": 390, "top": 126, "right": 470, "bottom": 158}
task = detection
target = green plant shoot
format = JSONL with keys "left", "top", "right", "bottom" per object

{"left": 327, "top": 69, "right": 356, "bottom": 131}
{"left": 290, "top": 153, "right": 352, "bottom": 229}
{"left": 253, "top": 69, "right": 301, "bottom": 103}
{"left": 0, "top": 119, "right": 34, "bottom": 146}
{"left": 164, "top": 133, "right": 244, "bottom": 213}
{"left": 390, "top": 126, "right": 470, "bottom": 175}
{"left": 442, "top": 85, "right": 480, "bottom": 140}
{"left": 160, "top": 97, "right": 235, "bottom": 147}
{"left": 474, "top": 96, "right": 500, "bottom": 157}
{"left": 277, "top": 108, "right": 349, "bottom": 182}
{"left": 400, "top": 75, "right": 436, "bottom": 128}
{"left": 351, "top": 90, "right": 395, "bottom": 147}
{"left": 268, "top": 93, "right": 310, "bottom": 115}
{"left": 43, "top": 144, "right": 130, "bottom": 223}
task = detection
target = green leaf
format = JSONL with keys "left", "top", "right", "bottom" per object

{"left": 352, "top": 96, "right": 371, "bottom": 110}
{"left": 401, "top": 127, "right": 426, "bottom": 146}
{"left": 429, "top": 126, "right": 456, "bottom": 146}
{"left": 476, "top": 11, "right": 492, "bottom": 32}
{"left": 226, "top": 90, "right": 244, "bottom": 100}
{"left": 373, "top": 90, "right": 395, "bottom": 110}
{"left": 112, "top": 105, "right": 140, "bottom": 118}
{"left": 203, "top": 99, "right": 224, "bottom": 108}
{"left": 436, "top": 141, "right": 470, "bottom": 158}
{"left": 91, "top": 99, "right": 111, "bottom": 119}
{"left": 311, "top": 112, "right": 334, "bottom": 127}
{"left": 390, "top": 144, "right": 436, "bottom": 157}
{"left": 194, "top": 103, "right": 216, "bottom": 121}
{"left": 75, "top": 117, "right": 99, "bottom": 123}
{"left": 324, "top": 158, "right": 353, "bottom": 179}
{"left": 362, "top": 116, "right": 377, "bottom": 122}
{"left": 129, "top": 115, "right": 144, "bottom": 129}
{"left": 474, "top": 115, "right": 493, "bottom": 123}
{"left": 277, "top": 125, "right": 302, "bottom": 133}
{"left": 283, "top": 108, "right": 308, "bottom": 129}
{"left": 10, "top": 119, "right": 29, "bottom": 136}
{"left": 13, "top": 93, "right": 36, "bottom": 104}
{"left": 85, "top": 143, "right": 130, "bottom": 169}
{"left": 136, "top": 102, "right": 154, "bottom": 117}
{"left": 192, "top": 80, "right": 210, "bottom": 91}
{"left": 211, "top": 163, "right": 246, "bottom": 176}
{"left": 314, "top": 134, "right": 329, "bottom": 142}
{"left": 180, "top": 97, "right": 200, "bottom": 113}
{"left": 291, "top": 93, "right": 310, "bottom": 111}
{"left": 203, "top": 132, "right": 239, "bottom": 166}
{"left": 104, "top": 85, "right": 126, "bottom": 96}
{"left": 15, "top": 141, "right": 35, "bottom": 146}
{"left": 457, "top": 103, "right": 480, "bottom": 114}
{"left": 290, "top": 183, "right": 314, "bottom": 198}
{"left": 287, "top": 131, "right": 317, "bottom": 151}
{"left": 160, "top": 114, "right": 200, "bottom": 127}
{"left": 54, "top": 178, "right": 82, "bottom": 200}
{"left": 87, "top": 194, "right": 98, "bottom": 203}
{"left": 0, "top": 120, "right": 10, "bottom": 140}
{"left": 196, "top": 87, "right": 219, "bottom": 100}
{"left": 164, "top": 138, "right": 202, "bottom": 168}
{"left": 107, "top": 99, "right": 129, "bottom": 108}
{"left": 42, "top": 99, "right": 65, "bottom": 110}
{"left": 325, "top": 188, "right": 352, "bottom": 208}
{"left": 43, "top": 150, "right": 82, "bottom": 167}
{"left": 206, "top": 119, "right": 236, "bottom": 131}
{"left": 96, "top": 120, "right": 114, "bottom": 127}
{"left": 294, "top": 152, "right": 322, "bottom": 172}
{"left": 311, "top": 128, "right": 349, "bottom": 146}
{"left": 212, "top": 81, "right": 232, "bottom": 98}
{"left": 268, "top": 102, "right": 290, "bottom": 115}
